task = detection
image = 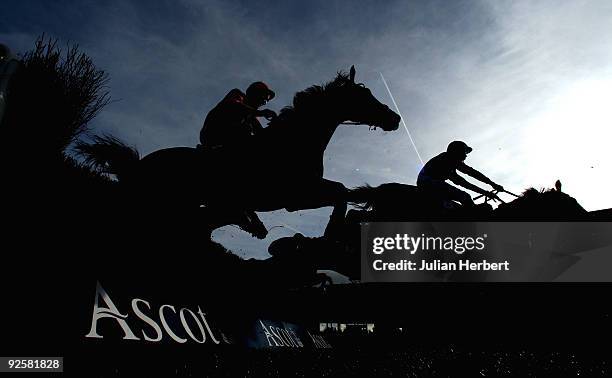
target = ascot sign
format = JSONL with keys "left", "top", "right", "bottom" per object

{"left": 85, "top": 281, "right": 221, "bottom": 344}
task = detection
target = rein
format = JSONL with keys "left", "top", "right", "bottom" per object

{"left": 474, "top": 189, "right": 520, "bottom": 204}
{"left": 340, "top": 121, "right": 378, "bottom": 130}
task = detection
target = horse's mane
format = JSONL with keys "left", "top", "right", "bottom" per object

{"left": 521, "top": 187, "right": 552, "bottom": 197}
{"left": 267, "top": 71, "right": 351, "bottom": 129}
{"left": 496, "top": 185, "right": 587, "bottom": 217}
{"left": 517, "top": 187, "right": 563, "bottom": 202}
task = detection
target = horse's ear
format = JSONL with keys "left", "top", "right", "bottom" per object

{"left": 349, "top": 65, "right": 356, "bottom": 83}
{"left": 555, "top": 180, "right": 562, "bottom": 192}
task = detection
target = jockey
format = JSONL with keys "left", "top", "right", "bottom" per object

{"left": 417, "top": 141, "right": 503, "bottom": 206}
{"left": 199, "top": 81, "right": 277, "bottom": 148}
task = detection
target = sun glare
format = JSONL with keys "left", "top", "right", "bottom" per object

{"left": 521, "top": 78, "right": 612, "bottom": 210}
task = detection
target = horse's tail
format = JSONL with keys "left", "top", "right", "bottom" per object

{"left": 348, "top": 184, "right": 377, "bottom": 210}
{"left": 75, "top": 134, "right": 140, "bottom": 181}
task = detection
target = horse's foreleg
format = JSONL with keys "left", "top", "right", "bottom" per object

{"left": 323, "top": 201, "right": 347, "bottom": 241}
{"left": 285, "top": 179, "right": 348, "bottom": 211}
{"left": 284, "top": 179, "right": 349, "bottom": 240}
{"left": 200, "top": 206, "right": 267, "bottom": 239}
{"left": 242, "top": 210, "right": 268, "bottom": 239}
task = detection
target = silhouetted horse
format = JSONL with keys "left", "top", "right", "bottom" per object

{"left": 268, "top": 181, "right": 597, "bottom": 281}
{"left": 348, "top": 181, "right": 590, "bottom": 221}
{"left": 78, "top": 66, "right": 400, "bottom": 237}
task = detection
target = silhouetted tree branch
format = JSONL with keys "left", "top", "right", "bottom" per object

{"left": 1, "top": 34, "right": 110, "bottom": 160}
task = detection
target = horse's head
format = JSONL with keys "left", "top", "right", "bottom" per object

{"left": 337, "top": 66, "right": 401, "bottom": 131}
{"left": 495, "top": 182, "right": 588, "bottom": 220}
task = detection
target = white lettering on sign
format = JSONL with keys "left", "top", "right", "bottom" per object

{"left": 85, "top": 281, "right": 220, "bottom": 345}
{"left": 257, "top": 320, "right": 305, "bottom": 348}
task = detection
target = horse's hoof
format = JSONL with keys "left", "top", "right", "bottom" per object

{"left": 254, "top": 230, "right": 268, "bottom": 239}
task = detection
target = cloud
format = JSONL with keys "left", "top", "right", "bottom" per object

{"left": 2, "top": 0, "right": 611, "bottom": 259}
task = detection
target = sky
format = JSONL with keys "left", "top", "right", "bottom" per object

{"left": 2, "top": 0, "right": 612, "bottom": 259}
